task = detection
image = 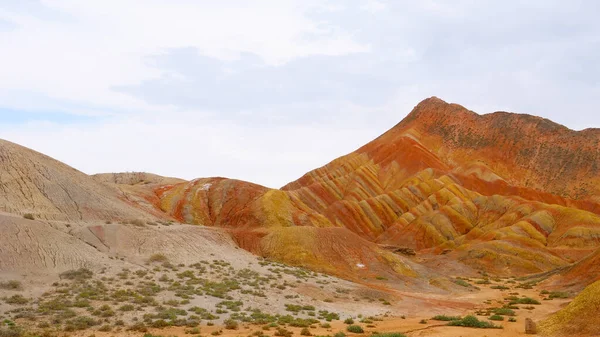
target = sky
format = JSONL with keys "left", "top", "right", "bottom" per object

{"left": 0, "top": 1, "right": 599, "bottom": 188}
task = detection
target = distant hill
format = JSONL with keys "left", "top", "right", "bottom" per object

{"left": 0, "top": 139, "right": 152, "bottom": 221}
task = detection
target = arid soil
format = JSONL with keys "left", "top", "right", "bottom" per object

{"left": 3, "top": 273, "right": 567, "bottom": 337}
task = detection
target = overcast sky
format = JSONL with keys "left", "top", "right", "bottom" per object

{"left": 0, "top": 1, "right": 599, "bottom": 188}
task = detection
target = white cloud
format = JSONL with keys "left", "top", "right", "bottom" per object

{"left": 0, "top": 0, "right": 367, "bottom": 114}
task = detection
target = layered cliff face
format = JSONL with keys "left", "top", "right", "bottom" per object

{"left": 155, "top": 178, "right": 438, "bottom": 285}
{"left": 157, "top": 98, "right": 600, "bottom": 277}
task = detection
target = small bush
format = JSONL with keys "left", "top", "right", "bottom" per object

{"left": 447, "top": 315, "right": 501, "bottom": 329}
{"left": 148, "top": 254, "right": 168, "bottom": 263}
{"left": 66, "top": 316, "right": 99, "bottom": 330}
{"left": 432, "top": 315, "right": 461, "bottom": 321}
{"left": 489, "top": 315, "right": 504, "bottom": 321}
{"left": 224, "top": 319, "right": 239, "bottom": 330}
{"left": 493, "top": 308, "right": 515, "bottom": 316}
{"left": 334, "top": 332, "right": 346, "bottom": 337}
{"left": 371, "top": 333, "right": 406, "bottom": 337}
{"left": 491, "top": 285, "right": 509, "bottom": 290}
{"left": 99, "top": 325, "right": 111, "bottom": 332}
{"left": 23, "top": 214, "right": 34, "bottom": 220}
{"left": 119, "top": 304, "right": 135, "bottom": 311}
{"left": 419, "top": 319, "right": 427, "bottom": 324}
{"left": 128, "top": 322, "right": 148, "bottom": 332}
{"left": 5, "top": 295, "right": 28, "bottom": 305}
{"left": 0, "top": 281, "right": 22, "bottom": 291}
{"left": 346, "top": 325, "right": 363, "bottom": 333}
{"left": 509, "top": 297, "right": 540, "bottom": 305}
{"left": 454, "top": 279, "right": 470, "bottom": 287}
{"left": 300, "top": 328, "right": 311, "bottom": 336}
{"left": 344, "top": 318, "right": 354, "bottom": 324}
{"left": 547, "top": 291, "right": 570, "bottom": 299}
{"left": 59, "top": 268, "right": 93, "bottom": 280}
{"left": 274, "top": 327, "right": 293, "bottom": 337}
{"left": 508, "top": 317, "right": 517, "bottom": 322}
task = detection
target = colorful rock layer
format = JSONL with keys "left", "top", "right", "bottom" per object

{"left": 156, "top": 97, "right": 600, "bottom": 278}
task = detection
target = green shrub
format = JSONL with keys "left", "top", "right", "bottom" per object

{"left": 0, "top": 281, "right": 22, "bottom": 291}
{"left": 491, "top": 285, "right": 509, "bottom": 290}
{"left": 509, "top": 297, "right": 540, "bottom": 305}
{"left": 432, "top": 315, "right": 461, "bottom": 321}
{"left": 99, "top": 324, "right": 112, "bottom": 332}
{"left": 128, "top": 322, "right": 148, "bottom": 332}
{"left": 344, "top": 318, "right": 354, "bottom": 324}
{"left": 454, "top": 279, "right": 470, "bottom": 287}
{"left": 4, "top": 295, "right": 28, "bottom": 305}
{"left": 448, "top": 315, "right": 502, "bottom": 329}
{"left": 508, "top": 317, "right": 517, "bottom": 322}
{"left": 489, "top": 315, "right": 504, "bottom": 321}
{"left": 371, "top": 333, "right": 406, "bottom": 337}
{"left": 300, "top": 327, "right": 311, "bottom": 336}
{"left": 66, "top": 316, "right": 99, "bottom": 330}
{"left": 333, "top": 332, "right": 346, "bottom": 337}
{"left": 493, "top": 308, "right": 515, "bottom": 316}
{"left": 119, "top": 304, "right": 135, "bottom": 311}
{"left": 346, "top": 325, "right": 363, "bottom": 333}
{"left": 224, "top": 319, "right": 239, "bottom": 330}
{"left": 59, "top": 268, "right": 93, "bottom": 281}
{"left": 274, "top": 327, "right": 293, "bottom": 337}
{"left": 148, "top": 254, "right": 168, "bottom": 263}
{"left": 548, "top": 292, "right": 570, "bottom": 299}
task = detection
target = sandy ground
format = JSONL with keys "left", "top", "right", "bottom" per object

{"left": 48, "top": 280, "right": 570, "bottom": 337}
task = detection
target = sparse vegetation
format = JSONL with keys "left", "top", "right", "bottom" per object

{"left": 224, "top": 319, "right": 239, "bottom": 330}
{"left": 346, "top": 325, "right": 364, "bottom": 333}
{"left": 4, "top": 295, "right": 28, "bottom": 305}
{"left": 448, "top": 315, "right": 502, "bottom": 329}
{"left": 371, "top": 333, "right": 406, "bottom": 337}
{"left": 546, "top": 291, "right": 570, "bottom": 300}
{"left": 0, "top": 281, "right": 22, "bottom": 291}
{"left": 493, "top": 308, "right": 515, "bottom": 316}
{"left": 454, "top": 279, "right": 470, "bottom": 287}
{"left": 432, "top": 315, "right": 461, "bottom": 321}
{"left": 59, "top": 268, "right": 93, "bottom": 280}
{"left": 509, "top": 297, "right": 541, "bottom": 305}
{"left": 148, "top": 254, "right": 169, "bottom": 263}
{"left": 22, "top": 213, "right": 34, "bottom": 220}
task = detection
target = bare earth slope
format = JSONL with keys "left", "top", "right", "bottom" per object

{"left": 539, "top": 280, "right": 600, "bottom": 337}
{"left": 0, "top": 139, "right": 151, "bottom": 221}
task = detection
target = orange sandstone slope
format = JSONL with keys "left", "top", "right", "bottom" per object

{"left": 284, "top": 97, "right": 600, "bottom": 211}
{"left": 277, "top": 98, "right": 600, "bottom": 275}
{"left": 157, "top": 98, "right": 600, "bottom": 278}
{"left": 155, "top": 178, "right": 436, "bottom": 285}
